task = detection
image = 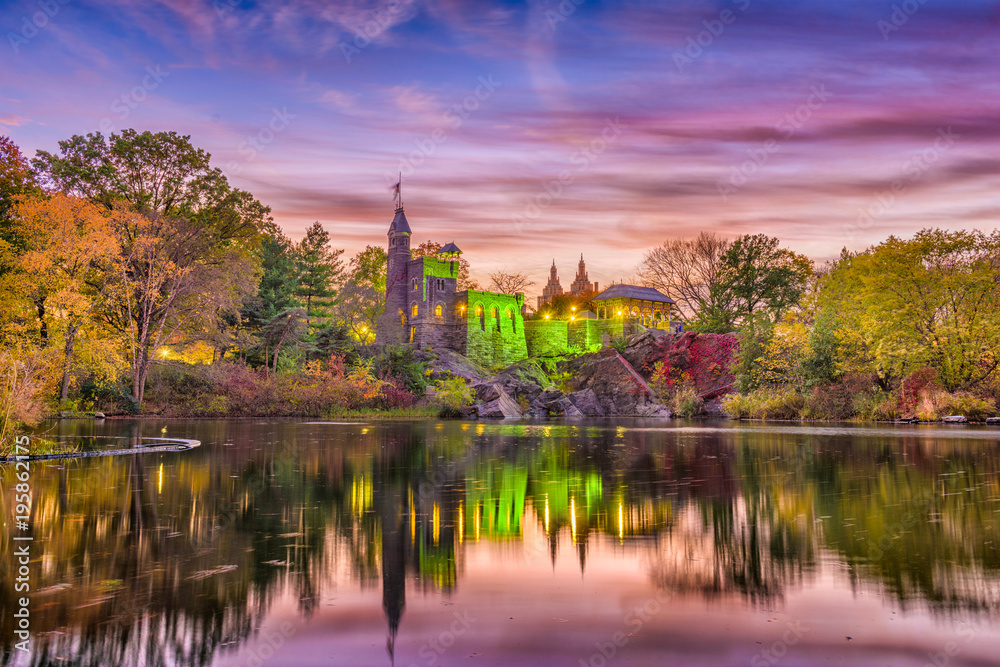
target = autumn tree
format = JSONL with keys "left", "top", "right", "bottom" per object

{"left": 11, "top": 194, "right": 119, "bottom": 400}
{"left": 294, "top": 222, "right": 344, "bottom": 325}
{"left": 411, "top": 240, "right": 480, "bottom": 290}
{"left": 638, "top": 232, "right": 731, "bottom": 320}
{"left": 488, "top": 268, "right": 535, "bottom": 295}
{"left": 34, "top": 130, "right": 271, "bottom": 405}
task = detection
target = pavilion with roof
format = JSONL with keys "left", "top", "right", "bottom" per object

{"left": 591, "top": 284, "right": 675, "bottom": 328}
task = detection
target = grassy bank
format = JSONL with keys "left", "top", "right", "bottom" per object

{"left": 722, "top": 376, "right": 998, "bottom": 422}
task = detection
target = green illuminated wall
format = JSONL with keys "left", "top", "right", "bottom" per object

{"left": 523, "top": 319, "right": 624, "bottom": 356}
{"left": 461, "top": 290, "right": 528, "bottom": 368}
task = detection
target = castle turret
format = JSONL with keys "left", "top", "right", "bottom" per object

{"left": 376, "top": 206, "right": 412, "bottom": 344}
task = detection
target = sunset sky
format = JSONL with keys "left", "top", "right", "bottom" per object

{"left": 2, "top": 0, "right": 997, "bottom": 291}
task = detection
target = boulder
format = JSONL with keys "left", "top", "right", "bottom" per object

{"left": 566, "top": 388, "right": 606, "bottom": 417}
{"left": 475, "top": 383, "right": 523, "bottom": 419}
{"left": 986, "top": 417, "right": 1000, "bottom": 425}
{"left": 942, "top": 415, "right": 968, "bottom": 423}
{"left": 422, "top": 348, "right": 489, "bottom": 383}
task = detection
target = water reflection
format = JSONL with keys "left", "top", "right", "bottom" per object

{"left": 1, "top": 420, "right": 999, "bottom": 665}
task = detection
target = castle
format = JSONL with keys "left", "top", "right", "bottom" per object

{"left": 375, "top": 205, "right": 528, "bottom": 367}
{"left": 375, "top": 204, "right": 673, "bottom": 368}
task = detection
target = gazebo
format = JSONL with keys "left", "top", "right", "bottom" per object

{"left": 591, "top": 284, "right": 675, "bottom": 328}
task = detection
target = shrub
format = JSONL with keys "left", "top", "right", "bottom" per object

{"left": 672, "top": 388, "right": 704, "bottom": 417}
{"left": 852, "top": 391, "right": 899, "bottom": 421}
{"left": 936, "top": 391, "right": 996, "bottom": 422}
{"left": 434, "top": 376, "right": 473, "bottom": 419}
{"left": 722, "top": 388, "right": 804, "bottom": 420}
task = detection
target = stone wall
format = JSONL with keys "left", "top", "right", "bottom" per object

{"left": 524, "top": 319, "right": 624, "bottom": 356}
{"left": 523, "top": 320, "right": 569, "bottom": 356}
{"left": 461, "top": 290, "right": 527, "bottom": 368}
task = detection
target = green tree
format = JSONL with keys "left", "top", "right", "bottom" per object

{"left": 819, "top": 229, "right": 1000, "bottom": 391}
{"left": 242, "top": 223, "right": 299, "bottom": 329}
{"left": 331, "top": 245, "right": 387, "bottom": 343}
{"left": 698, "top": 234, "right": 811, "bottom": 332}
{"left": 0, "top": 135, "right": 38, "bottom": 257}
{"left": 294, "top": 221, "right": 344, "bottom": 325}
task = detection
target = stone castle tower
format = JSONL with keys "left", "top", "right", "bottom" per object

{"left": 377, "top": 205, "right": 413, "bottom": 344}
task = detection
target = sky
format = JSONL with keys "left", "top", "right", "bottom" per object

{"left": 1, "top": 0, "right": 998, "bottom": 293}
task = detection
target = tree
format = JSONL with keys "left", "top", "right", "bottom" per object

{"left": 700, "top": 234, "right": 812, "bottom": 332}
{"left": 0, "top": 135, "right": 38, "bottom": 257}
{"left": 34, "top": 130, "right": 271, "bottom": 405}
{"left": 261, "top": 308, "right": 308, "bottom": 372}
{"left": 411, "top": 241, "right": 480, "bottom": 290}
{"left": 488, "top": 268, "right": 535, "bottom": 295}
{"left": 100, "top": 207, "right": 258, "bottom": 404}
{"left": 11, "top": 194, "right": 119, "bottom": 400}
{"left": 242, "top": 223, "right": 299, "bottom": 329}
{"left": 294, "top": 221, "right": 344, "bottom": 325}
{"left": 638, "top": 232, "right": 731, "bottom": 320}
{"left": 330, "top": 245, "right": 387, "bottom": 344}
{"left": 819, "top": 229, "right": 1000, "bottom": 391}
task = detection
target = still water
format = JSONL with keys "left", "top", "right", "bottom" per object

{"left": 2, "top": 419, "right": 1000, "bottom": 667}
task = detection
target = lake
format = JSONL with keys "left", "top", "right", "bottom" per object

{"left": 2, "top": 419, "right": 1000, "bottom": 666}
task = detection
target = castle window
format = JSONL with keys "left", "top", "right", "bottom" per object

{"left": 475, "top": 305, "right": 483, "bottom": 317}
{"left": 412, "top": 279, "right": 418, "bottom": 290}
{"left": 411, "top": 303, "right": 418, "bottom": 317}
{"left": 409, "top": 327, "right": 415, "bottom": 343}
{"left": 437, "top": 279, "right": 444, "bottom": 290}
{"left": 434, "top": 303, "right": 443, "bottom": 317}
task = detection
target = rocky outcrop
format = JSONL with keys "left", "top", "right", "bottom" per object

{"left": 443, "top": 328, "right": 740, "bottom": 420}
{"left": 421, "top": 348, "right": 489, "bottom": 383}
{"left": 559, "top": 348, "right": 669, "bottom": 417}
{"left": 465, "top": 347, "right": 671, "bottom": 419}
{"left": 472, "top": 382, "right": 523, "bottom": 419}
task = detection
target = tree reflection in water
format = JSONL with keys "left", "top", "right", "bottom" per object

{"left": 1, "top": 420, "right": 998, "bottom": 665}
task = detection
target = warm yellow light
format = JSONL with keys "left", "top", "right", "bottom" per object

{"left": 159, "top": 348, "right": 170, "bottom": 358}
{"left": 617, "top": 311, "right": 622, "bottom": 316}
{"left": 544, "top": 314, "right": 550, "bottom": 320}
{"left": 571, "top": 306, "right": 576, "bottom": 311}
{"left": 570, "top": 316, "right": 575, "bottom": 321}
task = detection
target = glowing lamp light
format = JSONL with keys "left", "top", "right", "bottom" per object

{"left": 159, "top": 348, "right": 170, "bottom": 358}
{"left": 617, "top": 311, "right": 622, "bottom": 316}
{"left": 570, "top": 316, "right": 575, "bottom": 321}
{"left": 571, "top": 306, "right": 576, "bottom": 311}
{"left": 544, "top": 314, "right": 550, "bottom": 320}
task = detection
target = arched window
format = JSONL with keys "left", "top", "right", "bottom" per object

{"left": 475, "top": 305, "right": 483, "bottom": 317}
{"left": 434, "top": 303, "right": 443, "bottom": 317}
{"left": 411, "top": 303, "right": 418, "bottom": 317}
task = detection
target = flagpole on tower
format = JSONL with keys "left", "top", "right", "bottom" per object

{"left": 392, "top": 172, "right": 403, "bottom": 211}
